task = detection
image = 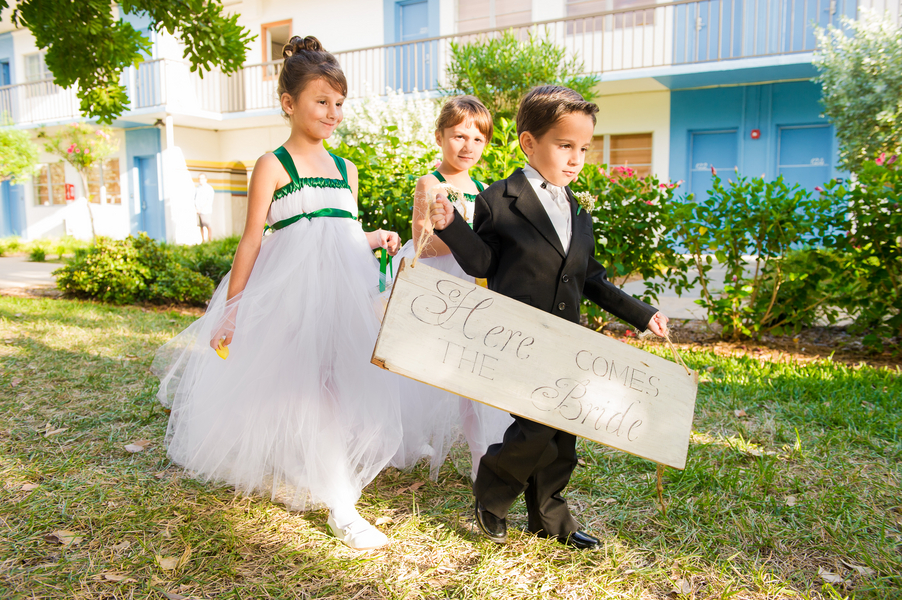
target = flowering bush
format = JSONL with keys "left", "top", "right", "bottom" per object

{"left": 334, "top": 88, "right": 439, "bottom": 160}
{"left": 572, "top": 163, "right": 690, "bottom": 320}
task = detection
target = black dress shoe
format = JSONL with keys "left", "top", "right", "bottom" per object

{"left": 532, "top": 529, "right": 599, "bottom": 549}
{"left": 474, "top": 501, "right": 507, "bottom": 544}
{"left": 561, "top": 530, "right": 599, "bottom": 549}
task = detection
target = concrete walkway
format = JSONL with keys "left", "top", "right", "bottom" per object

{"left": 620, "top": 263, "right": 727, "bottom": 321}
{"left": 0, "top": 256, "right": 59, "bottom": 289}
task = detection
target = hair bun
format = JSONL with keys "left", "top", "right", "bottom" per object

{"left": 283, "top": 35, "right": 325, "bottom": 58}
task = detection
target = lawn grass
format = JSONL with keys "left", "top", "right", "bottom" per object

{"left": 1, "top": 296, "right": 900, "bottom": 599}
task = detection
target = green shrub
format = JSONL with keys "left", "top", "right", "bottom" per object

{"left": 54, "top": 234, "right": 214, "bottom": 306}
{"left": 672, "top": 170, "right": 838, "bottom": 340}
{"left": 751, "top": 248, "right": 848, "bottom": 334}
{"left": 147, "top": 263, "right": 214, "bottom": 305}
{"left": 28, "top": 245, "right": 47, "bottom": 262}
{"left": 329, "top": 135, "right": 435, "bottom": 243}
{"left": 0, "top": 236, "right": 23, "bottom": 256}
{"left": 169, "top": 236, "right": 239, "bottom": 283}
{"left": 443, "top": 29, "right": 600, "bottom": 123}
{"left": 55, "top": 237, "right": 150, "bottom": 304}
{"left": 820, "top": 155, "right": 902, "bottom": 348}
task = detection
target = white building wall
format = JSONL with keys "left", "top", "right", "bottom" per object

{"left": 594, "top": 84, "right": 671, "bottom": 182}
{"left": 228, "top": 0, "right": 386, "bottom": 61}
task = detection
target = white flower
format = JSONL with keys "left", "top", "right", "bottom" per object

{"left": 574, "top": 191, "right": 597, "bottom": 213}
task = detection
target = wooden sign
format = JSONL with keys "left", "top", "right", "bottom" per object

{"left": 371, "top": 259, "right": 698, "bottom": 469}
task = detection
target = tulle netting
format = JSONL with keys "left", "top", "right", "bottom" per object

{"left": 153, "top": 185, "right": 400, "bottom": 511}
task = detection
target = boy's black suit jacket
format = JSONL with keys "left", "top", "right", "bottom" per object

{"left": 436, "top": 167, "right": 657, "bottom": 331}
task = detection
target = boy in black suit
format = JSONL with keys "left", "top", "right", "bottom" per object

{"left": 430, "top": 85, "right": 669, "bottom": 548}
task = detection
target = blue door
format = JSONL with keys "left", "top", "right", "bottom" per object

{"left": 0, "top": 181, "right": 26, "bottom": 237}
{"left": 390, "top": 0, "right": 436, "bottom": 92}
{"left": 136, "top": 155, "right": 165, "bottom": 240}
{"left": 777, "top": 125, "right": 832, "bottom": 192}
{"left": 689, "top": 130, "right": 738, "bottom": 199}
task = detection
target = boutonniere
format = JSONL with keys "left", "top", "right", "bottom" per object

{"left": 574, "top": 191, "right": 597, "bottom": 215}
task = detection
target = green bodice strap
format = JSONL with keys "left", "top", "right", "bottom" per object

{"left": 271, "top": 146, "right": 352, "bottom": 202}
{"left": 431, "top": 171, "right": 485, "bottom": 199}
{"left": 267, "top": 147, "right": 358, "bottom": 232}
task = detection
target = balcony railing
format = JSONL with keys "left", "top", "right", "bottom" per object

{"left": 0, "top": 0, "right": 898, "bottom": 127}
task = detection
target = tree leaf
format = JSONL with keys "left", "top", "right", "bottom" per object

{"left": 44, "top": 530, "right": 83, "bottom": 546}
{"left": 156, "top": 555, "right": 180, "bottom": 570}
{"left": 818, "top": 566, "right": 845, "bottom": 584}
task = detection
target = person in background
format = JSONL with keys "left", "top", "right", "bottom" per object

{"left": 194, "top": 173, "right": 215, "bottom": 241}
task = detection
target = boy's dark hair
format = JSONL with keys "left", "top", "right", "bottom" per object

{"left": 516, "top": 85, "right": 599, "bottom": 142}
{"left": 278, "top": 35, "right": 348, "bottom": 110}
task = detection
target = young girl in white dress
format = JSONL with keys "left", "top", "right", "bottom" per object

{"left": 152, "top": 36, "right": 402, "bottom": 550}
{"left": 391, "top": 96, "right": 514, "bottom": 481}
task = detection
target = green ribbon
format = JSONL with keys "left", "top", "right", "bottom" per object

{"left": 265, "top": 207, "right": 357, "bottom": 233}
{"left": 378, "top": 248, "right": 393, "bottom": 292}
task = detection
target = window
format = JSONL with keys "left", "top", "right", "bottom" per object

{"left": 88, "top": 158, "right": 122, "bottom": 204}
{"left": 24, "top": 52, "right": 51, "bottom": 82}
{"left": 261, "top": 20, "right": 291, "bottom": 78}
{"left": 262, "top": 20, "right": 292, "bottom": 63}
{"left": 587, "top": 133, "right": 653, "bottom": 178}
{"left": 566, "top": 0, "right": 655, "bottom": 31}
{"left": 34, "top": 163, "right": 67, "bottom": 206}
{"left": 23, "top": 52, "right": 56, "bottom": 98}
{"left": 457, "top": 0, "right": 532, "bottom": 34}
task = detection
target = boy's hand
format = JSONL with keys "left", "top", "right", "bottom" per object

{"left": 646, "top": 311, "right": 670, "bottom": 337}
{"left": 430, "top": 193, "right": 455, "bottom": 230}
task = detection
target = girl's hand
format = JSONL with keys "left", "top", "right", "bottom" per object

{"left": 369, "top": 229, "right": 401, "bottom": 255}
{"left": 430, "top": 193, "right": 455, "bottom": 230}
{"left": 210, "top": 323, "right": 234, "bottom": 350}
{"left": 646, "top": 311, "right": 670, "bottom": 337}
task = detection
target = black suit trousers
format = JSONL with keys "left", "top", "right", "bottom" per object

{"left": 474, "top": 415, "right": 579, "bottom": 537}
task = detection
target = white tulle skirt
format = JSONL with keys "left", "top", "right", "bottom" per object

{"left": 152, "top": 218, "right": 401, "bottom": 511}
{"left": 388, "top": 240, "right": 514, "bottom": 480}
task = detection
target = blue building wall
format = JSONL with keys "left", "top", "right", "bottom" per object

{"left": 669, "top": 81, "right": 844, "bottom": 199}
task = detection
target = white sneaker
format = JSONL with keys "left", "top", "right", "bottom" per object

{"left": 327, "top": 513, "right": 389, "bottom": 550}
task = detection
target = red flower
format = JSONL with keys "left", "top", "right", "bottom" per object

{"left": 711, "top": 166, "right": 717, "bottom": 176}
{"left": 814, "top": 186, "right": 825, "bottom": 192}
{"left": 876, "top": 152, "right": 886, "bottom": 166}
{"left": 887, "top": 155, "right": 898, "bottom": 166}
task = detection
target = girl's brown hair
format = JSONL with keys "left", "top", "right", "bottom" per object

{"left": 435, "top": 95, "right": 494, "bottom": 141}
{"left": 278, "top": 36, "right": 348, "bottom": 108}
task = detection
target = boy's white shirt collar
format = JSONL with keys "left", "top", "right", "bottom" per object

{"left": 522, "top": 163, "right": 572, "bottom": 254}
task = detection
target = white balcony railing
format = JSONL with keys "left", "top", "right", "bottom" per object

{"left": 0, "top": 0, "right": 898, "bottom": 127}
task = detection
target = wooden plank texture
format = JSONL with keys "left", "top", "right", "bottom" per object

{"left": 372, "top": 259, "right": 698, "bottom": 469}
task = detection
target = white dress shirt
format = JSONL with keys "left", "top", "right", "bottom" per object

{"left": 522, "top": 164, "right": 572, "bottom": 254}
